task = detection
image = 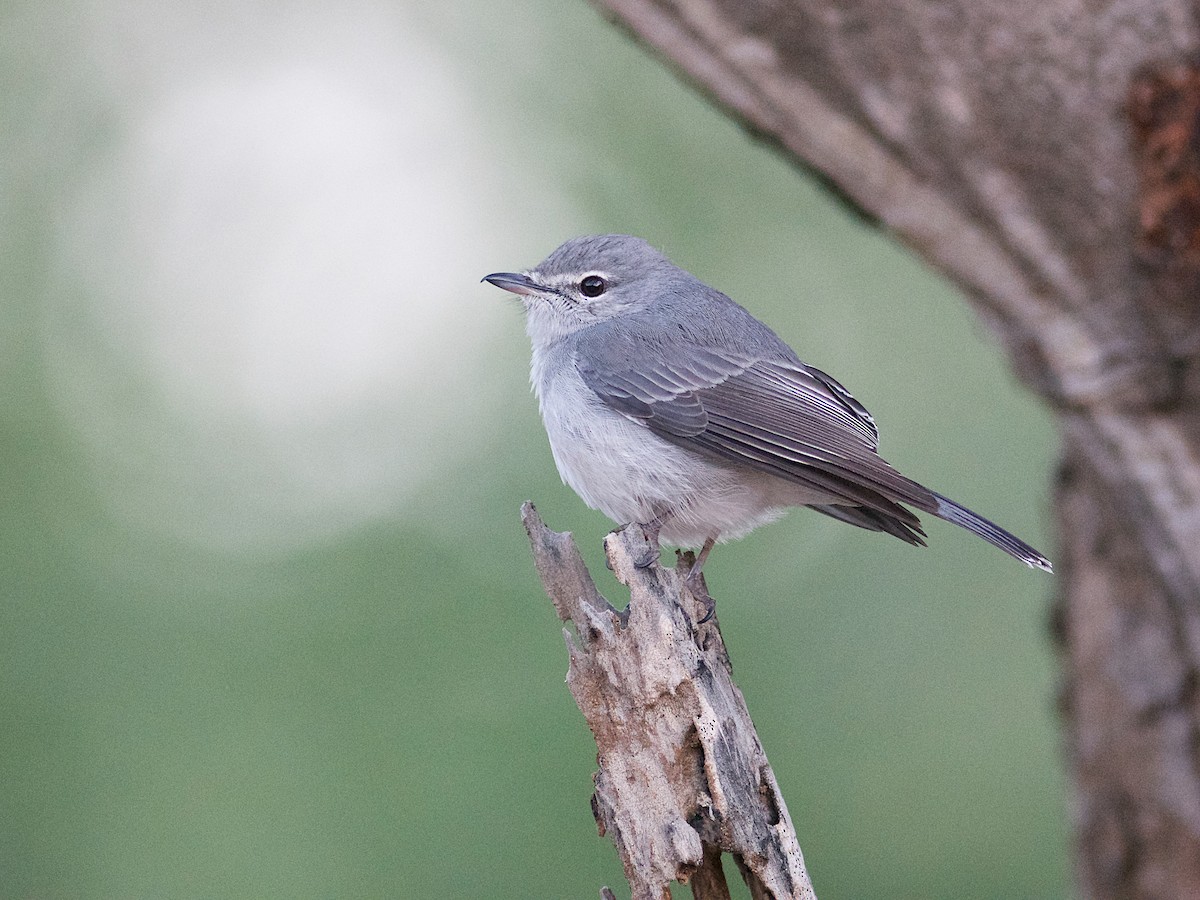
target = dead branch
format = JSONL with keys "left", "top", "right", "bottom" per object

{"left": 522, "top": 502, "right": 816, "bottom": 900}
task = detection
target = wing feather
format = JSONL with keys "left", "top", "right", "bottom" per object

{"left": 577, "top": 338, "right": 937, "bottom": 520}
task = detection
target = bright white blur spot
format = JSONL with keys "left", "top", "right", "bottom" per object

{"left": 46, "top": 4, "right": 564, "bottom": 552}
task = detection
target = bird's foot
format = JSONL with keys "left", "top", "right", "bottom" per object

{"left": 631, "top": 516, "right": 667, "bottom": 569}
{"left": 683, "top": 566, "right": 716, "bottom": 624}
{"left": 633, "top": 539, "right": 660, "bottom": 570}
{"left": 679, "top": 534, "right": 718, "bottom": 623}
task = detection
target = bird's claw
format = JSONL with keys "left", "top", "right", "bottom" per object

{"left": 632, "top": 540, "right": 660, "bottom": 569}
{"left": 632, "top": 521, "right": 662, "bottom": 569}
{"left": 683, "top": 569, "right": 716, "bottom": 624}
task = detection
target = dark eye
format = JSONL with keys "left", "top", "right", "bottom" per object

{"left": 579, "top": 274, "right": 607, "bottom": 298}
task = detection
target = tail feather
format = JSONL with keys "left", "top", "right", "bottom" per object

{"left": 932, "top": 492, "right": 1053, "bottom": 572}
{"left": 807, "top": 503, "right": 927, "bottom": 547}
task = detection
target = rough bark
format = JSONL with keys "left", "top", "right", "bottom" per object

{"left": 522, "top": 503, "right": 816, "bottom": 900}
{"left": 582, "top": 2, "right": 1200, "bottom": 897}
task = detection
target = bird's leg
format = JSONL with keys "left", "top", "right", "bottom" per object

{"left": 684, "top": 535, "right": 718, "bottom": 623}
{"left": 632, "top": 508, "right": 673, "bottom": 569}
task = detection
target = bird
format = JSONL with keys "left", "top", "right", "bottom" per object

{"left": 484, "top": 234, "right": 1052, "bottom": 607}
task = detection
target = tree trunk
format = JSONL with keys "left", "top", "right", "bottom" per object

{"left": 584, "top": 1, "right": 1200, "bottom": 896}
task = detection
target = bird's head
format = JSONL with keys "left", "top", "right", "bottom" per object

{"left": 483, "top": 234, "right": 679, "bottom": 346}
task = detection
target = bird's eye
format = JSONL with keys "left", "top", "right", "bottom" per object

{"left": 579, "top": 274, "right": 607, "bottom": 298}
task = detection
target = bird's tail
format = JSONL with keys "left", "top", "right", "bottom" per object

{"left": 932, "top": 492, "right": 1053, "bottom": 572}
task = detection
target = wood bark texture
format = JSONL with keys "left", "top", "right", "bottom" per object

{"left": 522, "top": 503, "right": 816, "bottom": 900}
{"left": 583, "top": 1, "right": 1200, "bottom": 897}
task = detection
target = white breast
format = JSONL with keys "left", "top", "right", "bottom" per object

{"left": 529, "top": 343, "right": 830, "bottom": 547}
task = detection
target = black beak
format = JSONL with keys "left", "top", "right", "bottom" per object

{"left": 481, "top": 272, "right": 541, "bottom": 296}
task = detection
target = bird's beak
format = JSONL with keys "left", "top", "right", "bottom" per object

{"left": 481, "top": 272, "right": 541, "bottom": 296}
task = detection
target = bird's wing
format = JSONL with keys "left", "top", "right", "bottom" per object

{"left": 576, "top": 340, "right": 936, "bottom": 524}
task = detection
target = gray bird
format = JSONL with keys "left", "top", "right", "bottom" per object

{"left": 484, "top": 234, "right": 1052, "bottom": 601}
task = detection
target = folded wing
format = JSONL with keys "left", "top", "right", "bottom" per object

{"left": 577, "top": 340, "right": 936, "bottom": 544}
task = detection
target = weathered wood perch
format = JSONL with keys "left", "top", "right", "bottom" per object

{"left": 522, "top": 502, "right": 817, "bottom": 900}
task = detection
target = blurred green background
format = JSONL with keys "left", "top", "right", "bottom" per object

{"left": 1, "top": 1, "right": 1064, "bottom": 897}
